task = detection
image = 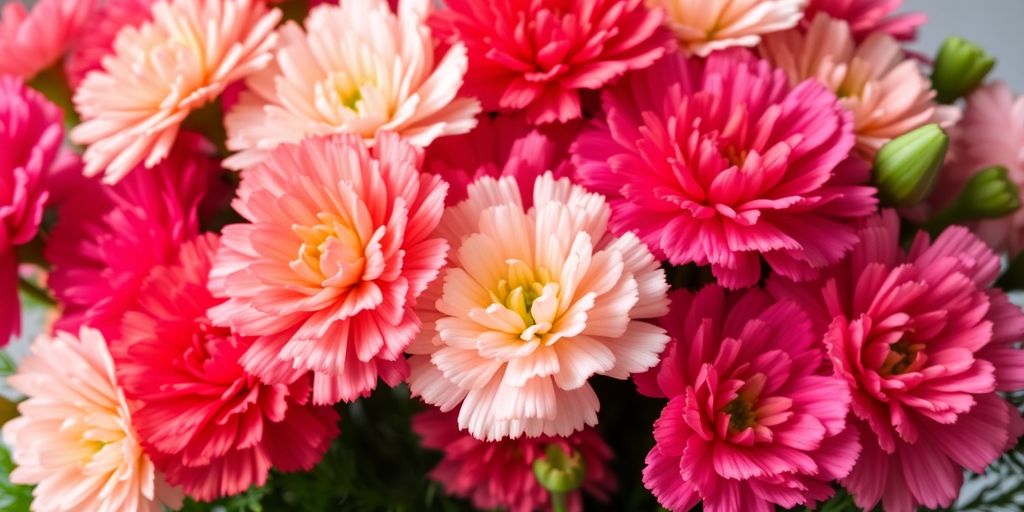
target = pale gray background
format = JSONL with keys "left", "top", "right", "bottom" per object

{"left": 904, "top": 0, "right": 1024, "bottom": 89}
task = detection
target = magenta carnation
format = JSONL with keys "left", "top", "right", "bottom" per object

{"left": 423, "top": 113, "right": 578, "bottom": 206}
{"left": 573, "top": 49, "right": 877, "bottom": 289}
{"left": 113, "top": 234, "right": 339, "bottom": 501}
{"left": 0, "top": 76, "right": 66, "bottom": 343}
{"left": 430, "top": 0, "right": 674, "bottom": 124}
{"left": 804, "top": 0, "right": 925, "bottom": 41}
{"left": 638, "top": 285, "right": 858, "bottom": 512}
{"left": 769, "top": 210, "right": 1024, "bottom": 512}
{"left": 413, "top": 407, "right": 616, "bottom": 512}
{"left": 46, "top": 134, "right": 219, "bottom": 340}
{"left": 209, "top": 133, "right": 449, "bottom": 405}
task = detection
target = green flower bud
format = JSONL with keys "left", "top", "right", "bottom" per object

{"left": 532, "top": 444, "right": 586, "bottom": 494}
{"left": 933, "top": 166, "right": 1022, "bottom": 228}
{"left": 873, "top": 124, "right": 949, "bottom": 207}
{"left": 932, "top": 36, "right": 996, "bottom": 104}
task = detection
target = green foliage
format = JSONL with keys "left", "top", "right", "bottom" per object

{"left": 0, "top": 442, "right": 33, "bottom": 512}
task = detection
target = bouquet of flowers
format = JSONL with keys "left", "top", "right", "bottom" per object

{"left": 3, "top": 0, "right": 1024, "bottom": 510}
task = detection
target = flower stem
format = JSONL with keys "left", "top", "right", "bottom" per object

{"left": 550, "top": 491, "right": 568, "bottom": 512}
{"left": 18, "top": 277, "right": 55, "bottom": 307}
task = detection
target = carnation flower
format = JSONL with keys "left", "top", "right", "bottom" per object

{"left": 423, "top": 113, "right": 578, "bottom": 205}
{"left": 638, "top": 285, "right": 858, "bottom": 512}
{"left": 934, "top": 82, "right": 1024, "bottom": 255}
{"left": 209, "top": 133, "right": 449, "bottom": 405}
{"left": 804, "top": 0, "right": 925, "bottom": 41}
{"left": 760, "top": 13, "right": 959, "bottom": 159}
{"left": 429, "top": 0, "right": 673, "bottom": 125}
{"left": 223, "top": 0, "right": 480, "bottom": 170}
{"left": 0, "top": 76, "right": 65, "bottom": 343}
{"left": 2, "top": 328, "right": 183, "bottom": 512}
{"left": 113, "top": 234, "right": 340, "bottom": 501}
{"left": 46, "top": 135, "right": 218, "bottom": 340}
{"left": 573, "top": 50, "right": 877, "bottom": 289}
{"left": 413, "top": 407, "right": 616, "bottom": 512}
{"left": 769, "top": 210, "right": 1024, "bottom": 512}
{"left": 0, "top": 0, "right": 94, "bottom": 79}
{"left": 407, "top": 173, "right": 670, "bottom": 440}
{"left": 70, "top": 0, "right": 280, "bottom": 183}
{"left": 650, "top": 0, "right": 805, "bottom": 57}
{"left": 65, "top": 0, "right": 155, "bottom": 88}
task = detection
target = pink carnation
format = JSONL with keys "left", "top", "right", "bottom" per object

{"left": 760, "top": 14, "right": 959, "bottom": 159}
{"left": 769, "top": 210, "right": 1024, "bottom": 512}
{"left": 804, "top": 0, "right": 925, "bottom": 41}
{"left": 0, "top": 76, "right": 66, "bottom": 343}
{"left": 430, "top": 0, "right": 674, "bottom": 124}
{"left": 936, "top": 82, "right": 1024, "bottom": 255}
{"left": 407, "top": 173, "right": 670, "bottom": 440}
{"left": 46, "top": 135, "right": 218, "bottom": 340}
{"left": 650, "top": 0, "right": 805, "bottom": 57}
{"left": 423, "top": 113, "right": 578, "bottom": 206}
{"left": 413, "top": 407, "right": 616, "bottom": 512}
{"left": 223, "top": 0, "right": 480, "bottom": 170}
{"left": 209, "top": 133, "right": 449, "bottom": 405}
{"left": 65, "top": 0, "right": 155, "bottom": 88}
{"left": 0, "top": 0, "right": 94, "bottom": 79}
{"left": 113, "top": 234, "right": 340, "bottom": 501}
{"left": 573, "top": 50, "right": 877, "bottom": 289}
{"left": 638, "top": 285, "right": 858, "bottom": 512}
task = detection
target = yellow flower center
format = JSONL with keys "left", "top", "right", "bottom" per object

{"left": 489, "top": 260, "right": 553, "bottom": 328}
{"left": 881, "top": 339, "right": 925, "bottom": 376}
{"left": 292, "top": 212, "right": 364, "bottom": 286}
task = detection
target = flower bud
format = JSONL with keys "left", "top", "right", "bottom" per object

{"left": 533, "top": 444, "right": 586, "bottom": 494}
{"left": 947, "top": 166, "right": 1021, "bottom": 220}
{"left": 932, "top": 37, "right": 996, "bottom": 104}
{"left": 873, "top": 124, "right": 949, "bottom": 207}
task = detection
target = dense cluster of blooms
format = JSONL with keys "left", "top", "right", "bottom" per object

{"left": 2, "top": 0, "right": 1024, "bottom": 511}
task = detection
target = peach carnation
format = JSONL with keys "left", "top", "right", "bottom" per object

{"left": 2, "top": 328, "right": 183, "bottom": 512}
{"left": 70, "top": 0, "right": 281, "bottom": 183}
{"left": 407, "top": 173, "right": 671, "bottom": 441}
{"left": 760, "top": 13, "right": 958, "bottom": 159}
{"left": 223, "top": 0, "right": 481, "bottom": 170}
{"left": 209, "top": 133, "right": 449, "bottom": 405}
{"left": 651, "top": 0, "right": 806, "bottom": 57}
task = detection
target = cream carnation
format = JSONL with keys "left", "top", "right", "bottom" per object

{"left": 223, "top": 0, "right": 480, "bottom": 170}
{"left": 71, "top": 0, "right": 280, "bottom": 183}
{"left": 3, "top": 328, "right": 183, "bottom": 512}
{"left": 408, "top": 174, "right": 671, "bottom": 441}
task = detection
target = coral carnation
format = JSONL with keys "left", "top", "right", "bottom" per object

{"left": 804, "top": 0, "right": 925, "bottom": 41}
{"left": 0, "top": 76, "right": 65, "bottom": 343}
{"left": 430, "top": 0, "right": 673, "bottom": 125}
{"left": 638, "top": 285, "right": 858, "bottom": 512}
{"left": 71, "top": 0, "right": 280, "bottom": 183}
{"left": 0, "top": 0, "right": 94, "bottom": 79}
{"left": 936, "top": 82, "right": 1024, "bottom": 255}
{"left": 573, "top": 50, "right": 877, "bottom": 289}
{"left": 113, "top": 234, "right": 340, "bottom": 501}
{"left": 423, "top": 113, "right": 578, "bottom": 206}
{"left": 769, "top": 210, "right": 1024, "bottom": 512}
{"left": 46, "top": 135, "right": 218, "bottom": 340}
{"left": 407, "top": 173, "right": 670, "bottom": 440}
{"left": 2, "top": 328, "right": 183, "bottom": 512}
{"left": 760, "top": 14, "right": 958, "bottom": 159}
{"left": 223, "top": 0, "right": 480, "bottom": 170}
{"left": 413, "top": 407, "right": 616, "bottom": 512}
{"left": 209, "top": 133, "right": 449, "bottom": 405}
{"left": 650, "top": 0, "right": 805, "bottom": 57}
